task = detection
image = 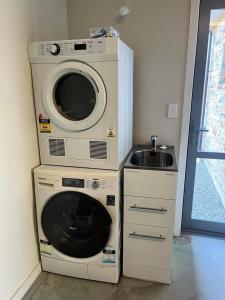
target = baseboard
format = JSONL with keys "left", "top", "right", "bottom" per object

{"left": 10, "top": 262, "right": 41, "bottom": 300}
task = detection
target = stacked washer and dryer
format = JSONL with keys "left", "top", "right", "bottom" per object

{"left": 29, "top": 37, "right": 133, "bottom": 283}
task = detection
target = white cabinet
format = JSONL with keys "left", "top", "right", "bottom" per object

{"left": 124, "top": 196, "right": 175, "bottom": 228}
{"left": 123, "top": 168, "right": 177, "bottom": 284}
{"left": 124, "top": 224, "right": 172, "bottom": 268}
{"left": 124, "top": 169, "right": 177, "bottom": 199}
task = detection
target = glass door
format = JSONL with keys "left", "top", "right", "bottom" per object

{"left": 182, "top": 0, "right": 225, "bottom": 235}
{"left": 43, "top": 61, "right": 107, "bottom": 132}
{"left": 41, "top": 191, "right": 112, "bottom": 258}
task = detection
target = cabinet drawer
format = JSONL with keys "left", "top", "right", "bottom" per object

{"left": 123, "top": 263, "right": 171, "bottom": 284}
{"left": 123, "top": 223, "right": 172, "bottom": 269}
{"left": 124, "top": 196, "right": 175, "bottom": 228}
{"left": 124, "top": 169, "right": 177, "bottom": 199}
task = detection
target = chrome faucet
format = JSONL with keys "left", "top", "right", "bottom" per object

{"left": 150, "top": 134, "right": 158, "bottom": 151}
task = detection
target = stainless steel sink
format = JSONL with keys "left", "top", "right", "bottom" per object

{"left": 130, "top": 150, "right": 173, "bottom": 168}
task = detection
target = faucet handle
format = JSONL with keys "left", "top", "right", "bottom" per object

{"left": 151, "top": 134, "right": 158, "bottom": 140}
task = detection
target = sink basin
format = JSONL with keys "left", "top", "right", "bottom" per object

{"left": 130, "top": 150, "right": 173, "bottom": 168}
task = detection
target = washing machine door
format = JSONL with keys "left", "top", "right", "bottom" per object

{"left": 41, "top": 191, "right": 112, "bottom": 258}
{"left": 43, "top": 61, "right": 106, "bottom": 131}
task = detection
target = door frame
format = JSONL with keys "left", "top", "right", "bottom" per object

{"left": 174, "top": 0, "right": 200, "bottom": 236}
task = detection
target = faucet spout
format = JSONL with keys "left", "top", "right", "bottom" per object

{"left": 150, "top": 134, "right": 158, "bottom": 150}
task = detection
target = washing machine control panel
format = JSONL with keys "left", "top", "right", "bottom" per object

{"left": 86, "top": 179, "right": 108, "bottom": 190}
{"left": 61, "top": 177, "right": 111, "bottom": 190}
{"left": 62, "top": 178, "right": 85, "bottom": 188}
{"left": 39, "top": 39, "right": 106, "bottom": 56}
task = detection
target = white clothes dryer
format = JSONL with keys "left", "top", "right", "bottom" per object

{"left": 29, "top": 38, "right": 133, "bottom": 170}
{"left": 34, "top": 165, "right": 121, "bottom": 283}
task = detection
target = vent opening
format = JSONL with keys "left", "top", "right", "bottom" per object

{"left": 90, "top": 141, "right": 107, "bottom": 160}
{"left": 49, "top": 139, "right": 65, "bottom": 156}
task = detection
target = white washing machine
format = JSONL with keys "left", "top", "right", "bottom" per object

{"left": 29, "top": 38, "right": 133, "bottom": 170}
{"left": 34, "top": 165, "right": 121, "bottom": 283}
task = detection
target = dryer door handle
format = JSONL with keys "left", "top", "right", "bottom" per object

{"left": 69, "top": 226, "right": 78, "bottom": 231}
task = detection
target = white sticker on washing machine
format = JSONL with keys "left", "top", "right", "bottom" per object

{"left": 40, "top": 240, "right": 52, "bottom": 255}
{"left": 102, "top": 245, "right": 116, "bottom": 264}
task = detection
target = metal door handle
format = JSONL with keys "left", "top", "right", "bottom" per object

{"left": 191, "top": 123, "right": 209, "bottom": 145}
{"left": 130, "top": 205, "right": 167, "bottom": 213}
{"left": 129, "top": 232, "right": 165, "bottom": 241}
{"left": 197, "top": 127, "right": 209, "bottom": 132}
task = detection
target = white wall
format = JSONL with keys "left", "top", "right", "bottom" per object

{"left": 30, "top": 0, "right": 68, "bottom": 41}
{"left": 0, "top": 1, "right": 67, "bottom": 299}
{"left": 67, "top": 0, "right": 191, "bottom": 159}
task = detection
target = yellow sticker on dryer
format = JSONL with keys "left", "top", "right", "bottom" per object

{"left": 107, "top": 127, "right": 115, "bottom": 137}
{"left": 107, "top": 130, "right": 115, "bottom": 137}
{"left": 39, "top": 113, "right": 51, "bottom": 133}
{"left": 39, "top": 123, "right": 51, "bottom": 133}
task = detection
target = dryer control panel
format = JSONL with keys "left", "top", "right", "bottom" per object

{"left": 39, "top": 39, "right": 106, "bottom": 56}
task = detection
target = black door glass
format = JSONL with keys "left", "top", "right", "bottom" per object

{"left": 54, "top": 73, "right": 96, "bottom": 121}
{"left": 41, "top": 191, "right": 112, "bottom": 258}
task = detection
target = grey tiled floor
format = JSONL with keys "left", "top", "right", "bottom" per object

{"left": 23, "top": 234, "right": 225, "bottom": 300}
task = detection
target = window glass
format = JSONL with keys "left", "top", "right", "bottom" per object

{"left": 54, "top": 73, "right": 96, "bottom": 121}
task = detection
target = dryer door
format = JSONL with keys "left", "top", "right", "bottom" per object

{"left": 43, "top": 61, "right": 106, "bottom": 131}
{"left": 41, "top": 191, "right": 112, "bottom": 258}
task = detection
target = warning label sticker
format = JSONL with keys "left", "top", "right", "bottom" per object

{"left": 39, "top": 123, "right": 51, "bottom": 133}
{"left": 39, "top": 114, "right": 51, "bottom": 133}
{"left": 107, "top": 127, "right": 115, "bottom": 138}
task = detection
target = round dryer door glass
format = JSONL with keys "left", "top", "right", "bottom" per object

{"left": 54, "top": 73, "right": 96, "bottom": 121}
{"left": 41, "top": 191, "right": 112, "bottom": 258}
{"left": 43, "top": 61, "right": 107, "bottom": 131}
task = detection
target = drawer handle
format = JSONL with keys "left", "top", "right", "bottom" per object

{"left": 130, "top": 205, "right": 167, "bottom": 213}
{"left": 129, "top": 232, "right": 165, "bottom": 241}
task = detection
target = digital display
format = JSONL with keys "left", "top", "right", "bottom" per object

{"left": 74, "top": 43, "right": 86, "bottom": 50}
{"left": 62, "top": 178, "right": 84, "bottom": 188}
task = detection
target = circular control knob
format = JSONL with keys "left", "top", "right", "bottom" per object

{"left": 50, "top": 43, "right": 60, "bottom": 55}
{"left": 92, "top": 180, "right": 99, "bottom": 189}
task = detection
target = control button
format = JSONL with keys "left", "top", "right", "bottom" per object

{"left": 50, "top": 43, "right": 60, "bottom": 55}
{"left": 92, "top": 180, "right": 99, "bottom": 189}
{"left": 107, "top": 195, "right": 115, "bottom": 206}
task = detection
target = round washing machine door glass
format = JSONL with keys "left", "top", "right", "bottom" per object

{"left": 41, "top": 191, "right": 112, "bottom": 258}
{"left": 43, "top": 61, "right": 106, "bottom": 131}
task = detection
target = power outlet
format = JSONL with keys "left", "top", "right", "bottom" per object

{"left": 168, "top": 104, "right": 178, "bottom": 119}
